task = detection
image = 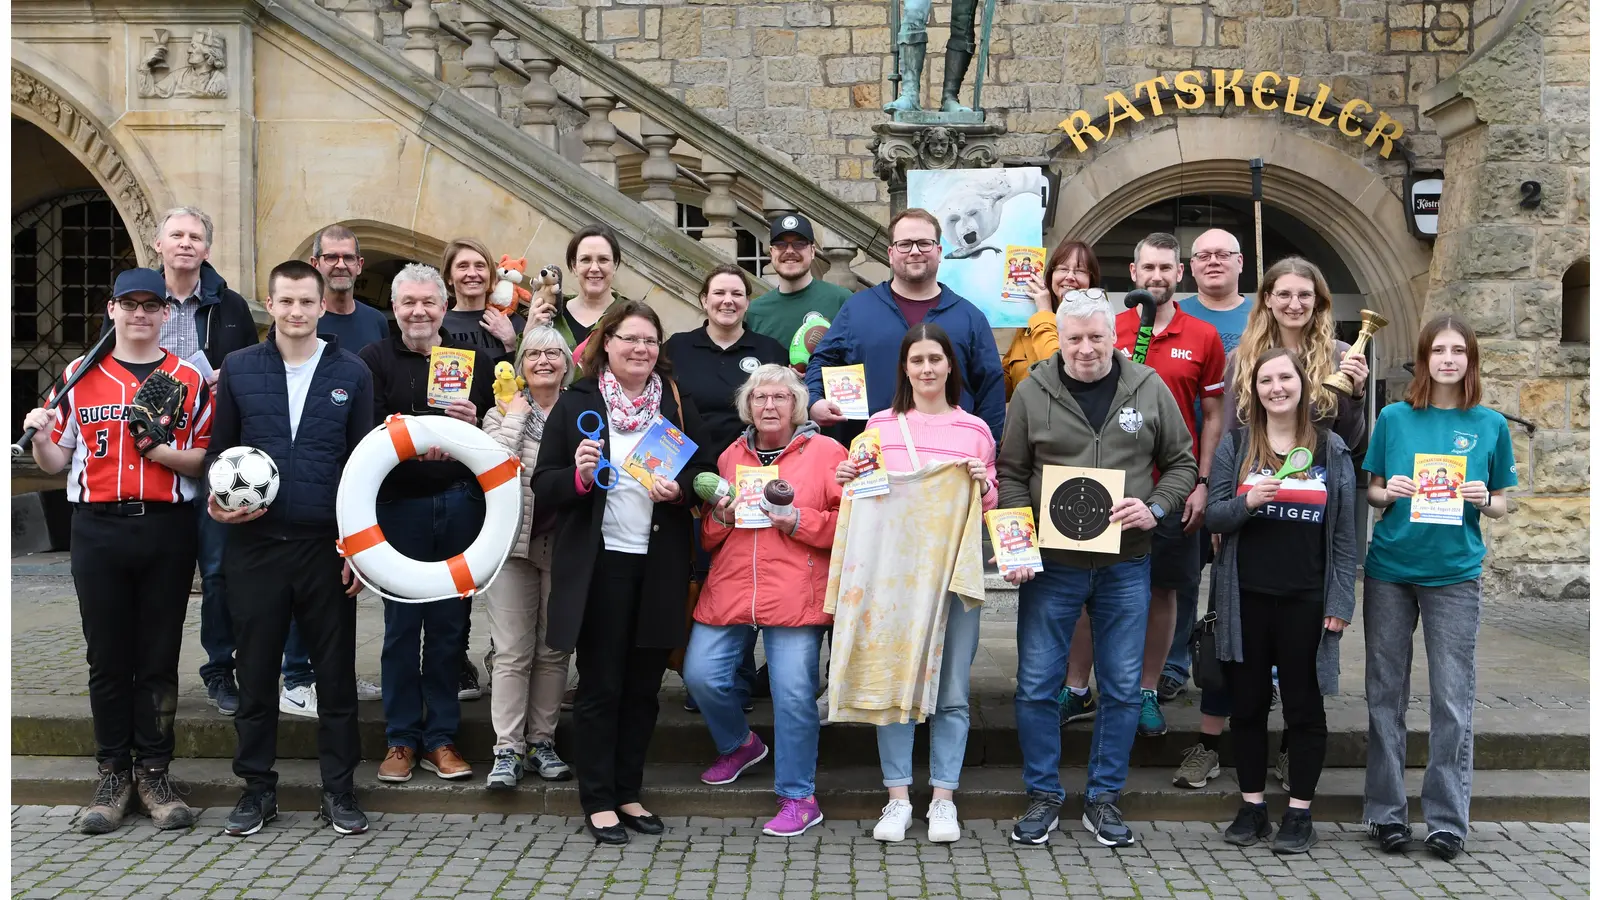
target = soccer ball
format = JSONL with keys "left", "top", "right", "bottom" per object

{"left": 208, "top": 446, "right": 280, "bottom": 512}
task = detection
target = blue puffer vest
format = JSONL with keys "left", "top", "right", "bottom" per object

{"left": 222, "top": 336, "right": 373, "bottom": 539}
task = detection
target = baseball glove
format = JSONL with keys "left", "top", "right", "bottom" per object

{"left": 127, "top": 369, "right": 187, "bottom": 456}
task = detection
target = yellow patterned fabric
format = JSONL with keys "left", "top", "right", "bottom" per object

{"left": 823, "top": 461, "right": 986, "bottom": 726}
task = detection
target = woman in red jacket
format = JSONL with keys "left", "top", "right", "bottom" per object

{"left": 683, "top": 364, "right": 847, "bottom": 838}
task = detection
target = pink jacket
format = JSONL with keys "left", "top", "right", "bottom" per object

{"left": 697, "top": 425, "right": 847, "bottom": 628}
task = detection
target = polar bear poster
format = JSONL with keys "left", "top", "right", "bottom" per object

{"left": 906, "top": 167, "right": 1047, "bottom": 328}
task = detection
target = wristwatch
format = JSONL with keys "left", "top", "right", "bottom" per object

{"left": 1149, "top": 502, "right": 1167, "bottom": 522}
{"left": 1195, "top": 476, "right": 1209, "bottom": 487}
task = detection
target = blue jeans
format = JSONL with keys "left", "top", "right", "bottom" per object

{"left": 1163, "top": 579, "right": 1200, "bottom": 683}
{"left": 683, "top": 623, "right": 824, "bottom": 800}
{"left": 686, "top": 517, "right": 757, "bottom": 707}
{"left": 196, "top": 502, "right": 234, "bottom": 682}
{"left": 877, "top": 594, "right": 982, "bottom": 791}
{"left": 1017, "top": 556, "right": 1151, "bottom": 802}
{"left": 377, "top": 483, "right": 483, "bottom": 751}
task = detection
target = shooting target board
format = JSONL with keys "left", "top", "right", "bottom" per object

{"left": 1039, "top": 466, "right": 1125, "bottom": 554}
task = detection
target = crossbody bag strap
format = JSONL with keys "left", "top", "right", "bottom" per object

{"left": 896, "top": 413, "right": 923, "bottom": 471}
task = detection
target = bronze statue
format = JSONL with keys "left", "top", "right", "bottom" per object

{"left": 885, "top": 0, "right": 980, "bottom": 115}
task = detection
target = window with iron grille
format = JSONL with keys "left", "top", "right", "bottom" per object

{"left": 11, "top": 190, "right": 137, "bottom": 436}
{"left": 676, "top": 203, "right": 769, "bottom": 279}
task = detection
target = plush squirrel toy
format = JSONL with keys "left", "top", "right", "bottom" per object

{"left": 489, "top": 256, "right": 533, "bottom": 314}
{"left": 492, "top": 360, "right": 525, "bottom": 411}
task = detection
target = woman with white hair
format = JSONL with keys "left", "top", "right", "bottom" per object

{"left": 683, "top": 364, "right": 847, "bottom": 838}
{"left": 480, "top": 327, "right": 576, "bottom": 791}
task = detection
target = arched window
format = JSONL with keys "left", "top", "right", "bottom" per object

{"left": 1561, "top": 259, "right": 1589, "bottom": 344}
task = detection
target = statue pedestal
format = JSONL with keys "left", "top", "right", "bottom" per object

{"left": 870, "top": 120, "right": 1007, "bottom": 216}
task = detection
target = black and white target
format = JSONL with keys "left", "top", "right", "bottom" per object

{"left": 1048, "top": 477, "right": 1114, "bottom": 542}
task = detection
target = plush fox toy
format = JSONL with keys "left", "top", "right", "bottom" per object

{"left": 489, "top": 255, "right": 533, "bottom": 313}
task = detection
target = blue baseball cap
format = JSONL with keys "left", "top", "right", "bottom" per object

{"left": 112, "top": 268, "right": 169, "bottom": 300}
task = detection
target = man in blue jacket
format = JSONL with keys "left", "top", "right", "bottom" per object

{"left": 805, "top": 208, "right": 1005, "bottom": 443}
{"left": 205, "top": 260, "right": 373, "bottom": 838}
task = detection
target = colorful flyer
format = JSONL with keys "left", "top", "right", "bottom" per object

{"left": 619, "top": 417, "right": 700, "bottom": 492}
{"left": 844, "top": 428, "right": 889, "bottom": 500}
{"left": 733, "top": 464, "right": 780, "bottom": 528}
{"left": 1002, "top": 245, "right": 1046, "bottom": 303}
{"left": 1410, "top": 453, "right": 1467, "bottom": 526}
{"left": 427, "top": 347, "right": 476, "bottom": 409}
{"left": 985, "top": 508, "right": 1043, "bottom": 575}
{"left": 823, "top": 364, "right": 869, "bottom": 420}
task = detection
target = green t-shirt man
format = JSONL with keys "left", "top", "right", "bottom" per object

{"left": 746, "top": 278, "right": 852, "bottom": 367}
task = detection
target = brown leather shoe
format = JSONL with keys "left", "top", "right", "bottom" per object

{"left": 75, "top": 762, "right": 135, "bottom": 834}
{"left": 421, "top": 744, "right": 472, "bottom": 780}
{"left": 135, "top": 764, "right": 197, "bottom": 830}
{"left": 377, "top": 746, "right": 417, "bottom": 783}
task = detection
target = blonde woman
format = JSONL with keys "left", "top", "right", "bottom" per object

{"left": 480, "top": 327, "right": 575, "bottom": 790}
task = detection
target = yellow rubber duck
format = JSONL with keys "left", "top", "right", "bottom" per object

{"left": 492, "top": 360, "right": 525, "bottom": 409}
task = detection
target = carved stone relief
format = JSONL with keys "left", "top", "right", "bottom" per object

{"left": 138, "top": 28, "right": 229, "bottom": 99}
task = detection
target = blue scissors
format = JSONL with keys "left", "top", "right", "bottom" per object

{"left": 576, "top": 409, "right": 619, "bottom": 490}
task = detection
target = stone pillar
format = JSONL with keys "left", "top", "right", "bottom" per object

{"left": 637, "top": 116, "right": 679, "bottom": 222}
{"left": 699, "top": 155, "right": 739, "bottom": 259}
{"left": 578, "top": 80, "right": 619, "bottom": 187}
{"left": 869, "top": 121, "right": 1006, "bottom": 217}
{"left": 517, "top": 42, "right": 559, "bottom": 148}
{"left": 457, "top": 6, "right": 501, "bottom": 114}
{"left": 401, "top": 0, "right": 440, "bottom": 78}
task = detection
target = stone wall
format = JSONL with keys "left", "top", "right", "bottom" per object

{"left": 1421, "top": 0, "right": 1590, "bottom": 601}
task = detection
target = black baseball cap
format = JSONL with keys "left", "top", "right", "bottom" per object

{"left": 769, "top": 214, "right": 816, "bottom": 244}
{"left": 112, "top": 268, "right": 169, "bottom": 300}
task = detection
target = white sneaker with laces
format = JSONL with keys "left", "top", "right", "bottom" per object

{"left": 280, "top": 684, "right": 317, "bottom": 718}
{"left": 927, "top": 798, "right": 961, "bottom": 843}
{"left": 356, "top": 679, "right": 382, "bottom": 701}
{"left": 873, "top": 798, "right": 913, "bottom": 842}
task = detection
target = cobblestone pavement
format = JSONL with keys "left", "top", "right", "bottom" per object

{"left": 10, "top": 807, "right": 1590, "bottom": 899}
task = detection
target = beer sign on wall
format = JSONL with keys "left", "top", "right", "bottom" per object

{"left": 1406, "top": 170, "right": 1445, "bottom": 240}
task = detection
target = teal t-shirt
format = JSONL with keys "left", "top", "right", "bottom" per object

{"left": 746, "top": 279, "right": 851, "bottom": 365}
{"left": 1362, "top": 402, "right": 1517, "bottom": 586}
{"left": 1178, "top": 294, "right": 1252, "bottom": 356}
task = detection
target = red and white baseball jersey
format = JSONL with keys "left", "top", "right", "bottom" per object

{"left": 48, "top": 352, "right": 213, "bottom": 503}
{"left": 1115, "top": 305, "right": 1226, "bottom": 454}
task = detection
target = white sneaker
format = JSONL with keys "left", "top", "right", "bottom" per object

{"left": 817, "top": 693, "right": 831, "bottom": 727}
{"left": 873, "top": 798, "right": 913, "bottom": 842}
{"left": 280, "top": 684, "right": 317, "bottom": 718}
{"left": 356, "top": 679, "right": 382, "bottom": 701}
{"left": 927, "top": 798, "right": 961, "bottom": 843}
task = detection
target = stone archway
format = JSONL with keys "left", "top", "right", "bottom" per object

{"left": 288, "top": 219, "right": 450, "bottom": 267}
{"left": 1052, "top": 117, "right": 1435, "bottom": 377}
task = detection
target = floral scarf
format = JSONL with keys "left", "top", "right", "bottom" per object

{"left": 519, "top": 388, "right": 550, "bottom": 443}
{"left": 598, "top": 368, "right": 662, "bottom": 433}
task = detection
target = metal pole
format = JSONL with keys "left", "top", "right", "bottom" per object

{"left": 1250, "top": 158, "right": 1265, "bottom": 292}
{"left": 888, "top": 0, "right": 901, "bottom": 100}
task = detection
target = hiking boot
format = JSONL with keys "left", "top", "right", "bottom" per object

{"left": 1156, "top": 673, "right": 1186, "bottom": 702}
{"left": 1223, "top": 802, "right": 1272, "bottom": 846}
{"left": 207, "top": 673, "right": 240, "bottom": 716}
{"left": 1057, "top": 686, "right": 1096, "bottom": 725}
{"left": 280, "top": 684, "right": 317, "bottom": 719}
{"left": 1274, "top": 749, "right": 1291, "bottom": 791}
{"left": 1424, "top": 829, "right": 1464, "bottom": 861}
{"left": 1137, "top": 689, "right": 1167, "bottom": 737}
{"left": 1272, "top": 809, "right": 1317, "bottom": 854}
{"left": 486, "top": 749, "right": 522, "bottom": 791}
{"left": 75, "top": 763, "right": 135, "bottom": 835}
{"left": 1172, "top": 743, "right": 1222, "bottom": 789}
{"left": 421, "top": 745, "right": 472, "bottom": 780}
{"left": 1083, "top": 793, "right": 1136, "bottom": 847}
{"left": 319, "top": 790, "right": 368, "bottom": 835}
{"left": 526, "top": 741, "right": 572, "bottom": 781}
{"left": 1369, "top": 822, "right": 1412, "bottom": 853}
{"left": 926, "top": 798, "right": 961, "bottom": 843}
{"left": 762, "top": 796, "right": 824, "bottom": 837}
{"left": 223, "top": 789, "right": 277, "bottom": 837}
{"left": 700, "top": 732, "right": 768, "bottom": 785}
{"left": 135, "top": 764, "right": 196, "bottom": 830}
{"left": 377, "top": 746, "right": 416, "bottom": 783}
{"left": 1008, "top": 792, "right": 1060, "bottom": 845}
{"left": 873, "top": 798, "right": 913, "bottom": 842}
{"left": 458, "top": 657, "right": 483, "bottom": 701}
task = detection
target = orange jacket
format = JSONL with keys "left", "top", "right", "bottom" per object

{"left": 1002, "top": 308, "right": 1059, "bottom": 399}
{"left": 697, "top": 425, "right": 847, "bottom": 628}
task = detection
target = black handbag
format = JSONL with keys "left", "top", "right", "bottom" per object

{"left": 1190, "top": 610, "right": 1228, "bottom": 694}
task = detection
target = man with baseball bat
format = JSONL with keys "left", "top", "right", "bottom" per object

{"left": 20, "top": 268, "right": 214, "bottom": 834}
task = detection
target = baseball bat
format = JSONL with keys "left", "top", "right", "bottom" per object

{"left": 1124, "top": 289, "right": 1157, "bottom": 365}
{"left": 13, "top": 328, "right": 117, "bottom": 458}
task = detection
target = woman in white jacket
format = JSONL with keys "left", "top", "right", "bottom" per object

{"left": 480, "top": 326, "right": 576, "bottom": 789}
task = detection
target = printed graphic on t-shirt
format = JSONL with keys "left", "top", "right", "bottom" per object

{"left": 1242, "top": 465, "right": 1328, "bottom": 523}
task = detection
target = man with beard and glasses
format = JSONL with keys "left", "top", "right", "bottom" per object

{"left": 745, "top": 214, "right": 851, "bottom": 375}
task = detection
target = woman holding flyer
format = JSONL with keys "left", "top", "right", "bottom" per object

{"left": 479, "top": 327, "right": 576, "bottom": 790}
{"left": 683, "top": 364, "right": 846, "bottom": 837}
{"left": 1361, "top": 316, "right": 1513, "bottom": 861}
{"left": 530, "top": 301, "right": 717, "bottom": 845}
{"left": 1001, "top": 238, "right": 1101, "bottom": 398}
{"left": 1204, "top": 348, "right": 1357, "bottom": 854}
{"left": 834, "top": 322, "right": 997, "bottom": 843}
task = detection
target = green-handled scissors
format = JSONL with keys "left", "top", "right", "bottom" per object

{"left": 1272, "top": 446, "right": 1315, "bottom": 479}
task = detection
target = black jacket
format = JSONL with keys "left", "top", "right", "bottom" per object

{"left": 663, "top": 324, "right": 788, "bottom": 458}
{"left": 530, "top": 376, "right": 718, "bottom": 653}
{"left": 205, "top": 336, "right": 374, "bottom": 540}
{"left": 357, "top": 330, "right": 495, "bottom": 500}
{"left": 103, "top": 262, "right": 259, "bottom": 368}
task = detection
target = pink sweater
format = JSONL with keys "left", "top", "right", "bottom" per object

{"left": 864, "top": 408, "right": 999, "bottom": 511}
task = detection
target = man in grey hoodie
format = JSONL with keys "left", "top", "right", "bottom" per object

{"left": 997, "top": 290, "right": 1197, "bottom": 849}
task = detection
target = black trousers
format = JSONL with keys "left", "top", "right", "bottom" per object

{"left": 225, "top": 532, "right": 359, "bottom": 793}
{"left": 573, "top": 550, "right": 670, "bottom": 815}
{"left": 1227, "top": 588, "right": 1329, "bottom": 801}
{"left": 71, "top": 503, "right": 197, "bottom": 770}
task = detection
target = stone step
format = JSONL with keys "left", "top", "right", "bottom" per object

{"left": 13, "top": 694, "right": 1587, "bottom": 771}
{"left": 11, "top": 756, "right": 1587, "bottom": 824}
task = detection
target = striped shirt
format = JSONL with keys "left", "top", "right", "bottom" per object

{"left": 864, "top": 407, "right": 998, "bottom": 511}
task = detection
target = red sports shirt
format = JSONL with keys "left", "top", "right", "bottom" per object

{"left": 1115, "top": 306, "right": 1225, "bottom": 453}
{"left": 48, "top": 352, "right": 213, "bottom": 503}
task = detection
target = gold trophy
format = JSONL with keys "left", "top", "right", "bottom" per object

{"left": 1325, "top": 309, "right": 1389, "bottom": 396}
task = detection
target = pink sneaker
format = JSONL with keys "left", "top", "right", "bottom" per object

{"left": 700, "top": 732, "right": 769, "bottom": 785}
{"left": 763, "top": 796, "right": 824, "bottom": 837}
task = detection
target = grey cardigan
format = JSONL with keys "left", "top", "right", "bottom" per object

{"left": 1206, "top": 428, "right": 1358, "bottom": 695}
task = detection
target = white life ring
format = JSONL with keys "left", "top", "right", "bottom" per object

{"left": 336, "top": 414, "right": 523, "bottom": 603}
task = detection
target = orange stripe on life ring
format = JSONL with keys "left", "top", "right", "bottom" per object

{"left": 386, "top": 414, "right": 418, "bottom": 461}
{"left": 477, "top": 457, "right": 522, "bottom": 492}
{"left": 337, "top": 524, "right": 385, "bottom": 558}
{"left": 446, "top": 554, "right": 476, "bottom": 596}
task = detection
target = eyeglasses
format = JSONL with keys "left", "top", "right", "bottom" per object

{"left": 891, "top": 239, "right": 939, "bottom": 254}
{"left": 750, "top": 392, "right": 793, "bottom": 408}
{"left": 1067, "top": 288, "right": 1110, "bottom": 302}
{"left": 525, "top": 348, "right": 566, "bottom": 361}
{"left": 1269, "top": 290, "right": 1317, "bottom": 304}
{"left": 771, "top": 240, "right": 812, "bottom": 253}
{"left": 116, "top": 298, "right": 167, "bottom": 313}
{"left": 317, "top": 253, "right": 360, "bottom": 266}
{"left": 1191, "top": 251, "right": 1239, "bottom": 263}
{"left": 609, "top": 334, "right": 660, "bottom": 348}
{"left": 1053, "top": 267, "right": 1092, "bottom": 278}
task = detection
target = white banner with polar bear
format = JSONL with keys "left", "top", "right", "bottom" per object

{"left": 906, "top": 167, "right": 1047, "bottom": 329}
